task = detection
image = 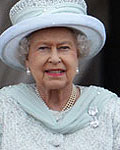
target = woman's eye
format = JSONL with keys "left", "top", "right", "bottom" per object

{"left": 58, "top": 46, "right": 70, "bottom": 50}
{"left": 38, "top": 46, "right": 50, "bottom": 51}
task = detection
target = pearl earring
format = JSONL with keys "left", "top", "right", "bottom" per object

{"left": 76, "top": 67, "right": 79, "bottom": 74}
{"left": 26, "top": 67, "right": 31, "bottom": 75}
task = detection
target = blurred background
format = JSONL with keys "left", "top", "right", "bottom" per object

{"left": 0, "top": 0, "right": 120, "bottom": 96}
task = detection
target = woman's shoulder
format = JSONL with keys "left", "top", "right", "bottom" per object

{"left": 0, "top": 83, "right": 33, "bottom": 103}
{"left": 0, "top": 83, "right": 33, "bottom": 118}
{"left": 78, "top": 84, "right": 120, "bottom": 115}
{"left": 0, "top": 83, "right": 33, "bottom": 94}
{"left": 78, "top": 84, "right": 119, "bottom": 100}
{"left": 89, "top": 85, "right": 120, "bottom": 103}
{"left": 0, "top": 83, "right": 32, "bottom": 131}
{"left": 80, "top": 85, "right": 120, "bottom": 126}
{"left": 87, "top": 85, "right": 120, "bottom": 117}
{"left": 0, "top": 83, "right": 22, "bottom": 93}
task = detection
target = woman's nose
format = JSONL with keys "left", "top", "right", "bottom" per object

{"left": 48, "top": 48, "right": 61, "bottom": 64}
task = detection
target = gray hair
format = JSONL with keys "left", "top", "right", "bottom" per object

{"left": 18, "top": 29, "right": 90, "bottom": 66}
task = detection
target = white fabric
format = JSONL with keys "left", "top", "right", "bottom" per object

{"left": 0, "top": 84, "right": 120, "bottom": 149}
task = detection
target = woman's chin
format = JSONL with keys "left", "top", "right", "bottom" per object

{"left": 44, "top": 81, "right": 68, "bottom": 90}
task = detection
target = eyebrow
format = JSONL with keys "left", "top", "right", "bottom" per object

{"left": 33, "top": 41, "right": 73, "bottom": 46}
{"left": 58, "top": 41, "right": 72, "bottom": 45}
{"left": 36, "top": 41, "right": 72, "bottom": 45}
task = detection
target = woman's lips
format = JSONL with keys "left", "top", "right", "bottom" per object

{"left": 45, "top": 69, "right": 66, "bottom": 77}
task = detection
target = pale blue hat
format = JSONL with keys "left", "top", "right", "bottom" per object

{"left": 0, "top": 0, "right": 106, "bottom": 71}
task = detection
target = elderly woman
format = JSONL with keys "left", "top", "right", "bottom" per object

{"left": 0, "top": 0, "right": 120, "bottom": 149}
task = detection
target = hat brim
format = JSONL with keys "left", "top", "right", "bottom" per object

{"left": 0, "top": 13, "right": 106, "bottom": 71}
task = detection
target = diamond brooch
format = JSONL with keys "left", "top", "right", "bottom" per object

{"left": 88, "top": 107, "right": 99, "bottom": 128}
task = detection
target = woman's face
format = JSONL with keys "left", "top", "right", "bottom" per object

{"left": 26, "top": 27, "right": 79, "bottom": 90}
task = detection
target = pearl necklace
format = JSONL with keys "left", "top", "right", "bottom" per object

{"left": 35, "top": 85, "right": 77, "bottom": 111}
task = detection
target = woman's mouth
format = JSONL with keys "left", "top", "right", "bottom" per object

{"left": 45, "top": 69, "right": 66, "bottom": 77}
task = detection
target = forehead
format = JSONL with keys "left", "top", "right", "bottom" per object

{"left": 29, "top": 27, "right": 76, "bottom": 43}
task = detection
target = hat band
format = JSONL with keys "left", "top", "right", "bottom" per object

{"left": 11, "top": 4, "right": 87, "bottom": 24}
